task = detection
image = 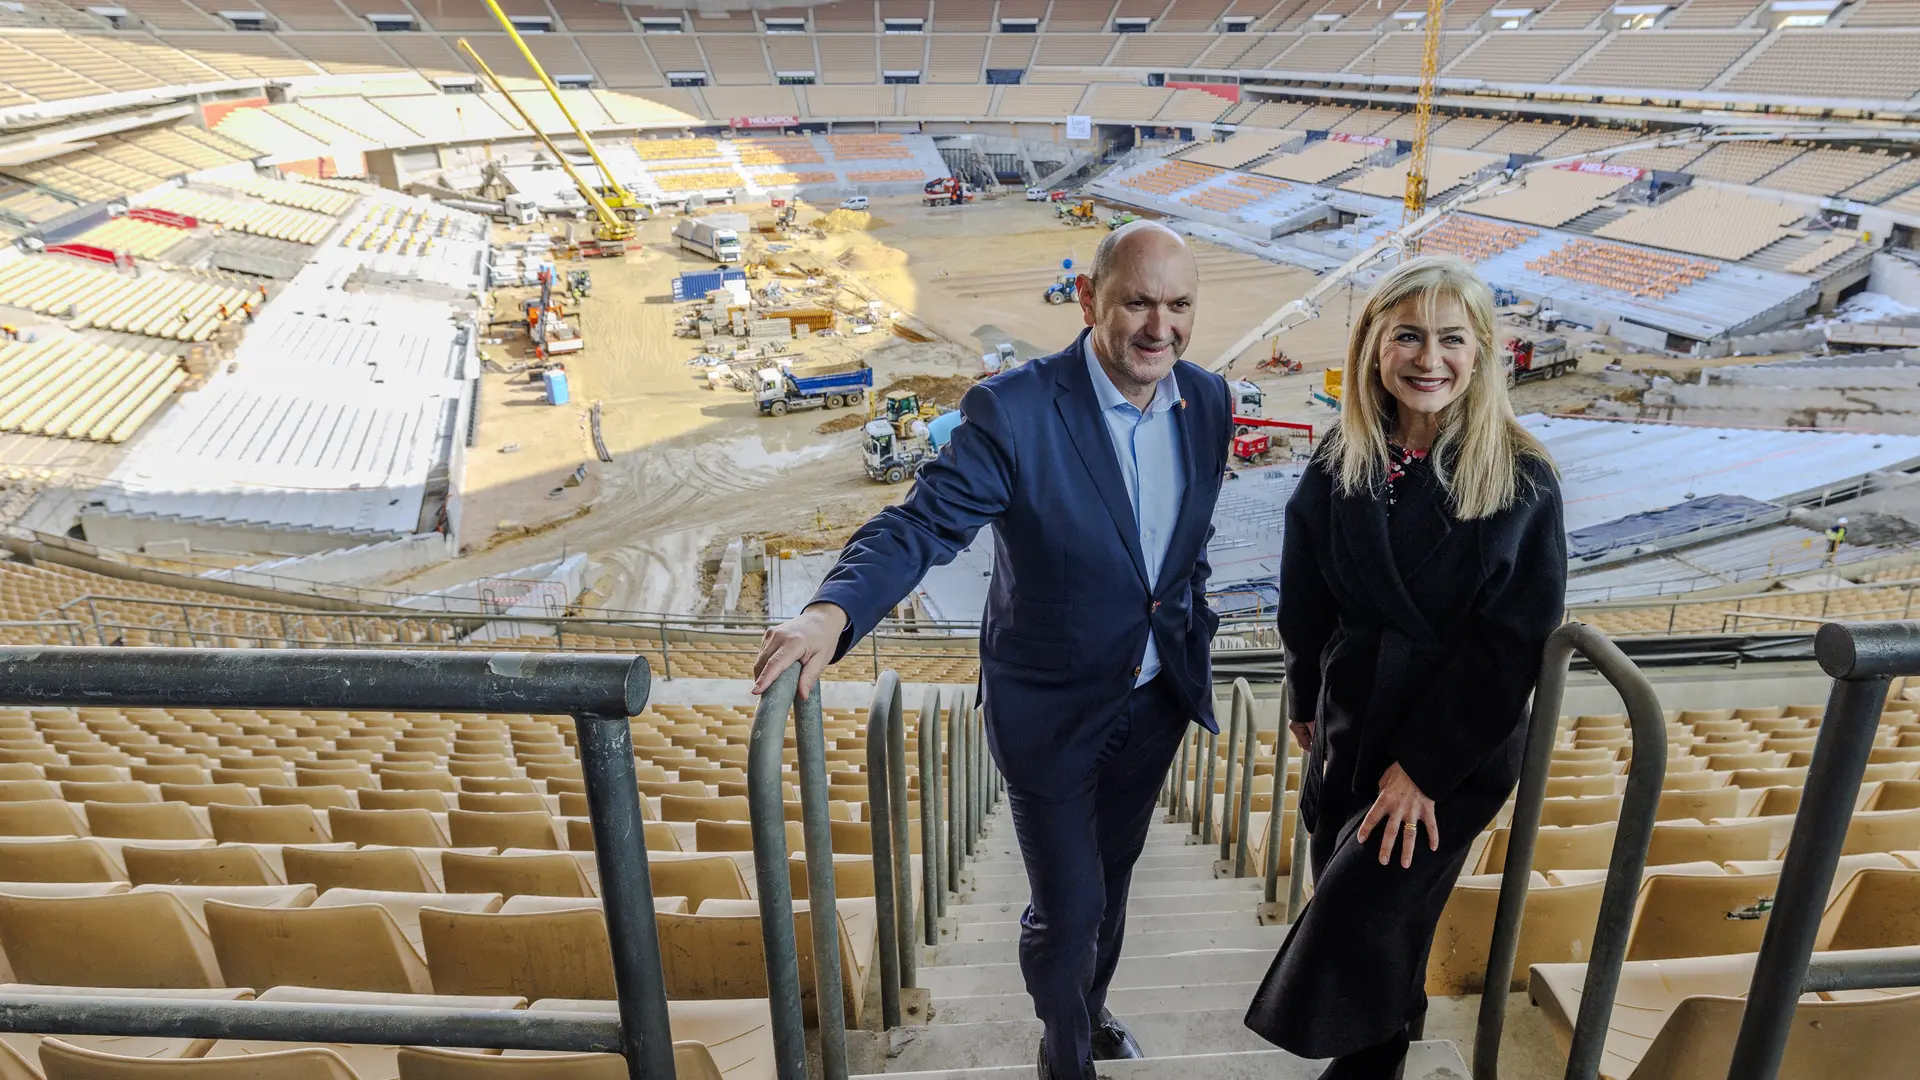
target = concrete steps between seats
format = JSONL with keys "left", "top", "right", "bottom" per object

{"left": 946, "top": 888, "right": 1267, "bottom": 922}
{"left": 932, "top": 923, "right": 1292, "bottom": 966}
{"left": 867, "top": 1044, "right": 1471, "bottom": 1080}
{"left": 963, "top": 875, "right": 1262, "bottom": 905}
{"left": 950, "top": 907, "right": 1273, "bottom": 943}
{"left": 886, "top": 1008, "right": 1276, "bottom": 1070}
{"left": 966, "top": 847, "right": 1223, "bottom": 878}
{"left": 918, "top": 949, "right": 1274, "bottom": 999}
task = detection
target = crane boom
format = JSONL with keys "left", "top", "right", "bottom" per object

{"left": 477, "top": 0, "right": 639, "bottom": 216}
{"left": 455, "top": 38, "right": 632, "bottom": 242}
{"left": 1400, "top": 0, "right": 1447, "bottom": 251}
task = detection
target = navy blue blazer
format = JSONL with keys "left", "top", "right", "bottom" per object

{"left": 812, "top": 329, "right": 1231, "bottom": 789}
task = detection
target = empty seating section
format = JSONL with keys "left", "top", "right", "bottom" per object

{"left": 1844, "top": 155, "right": 1920, "bottom": 205}
{"left": 903, "top": 84, "right": 993, "bottom": 116}
{"left": 1530, "top": 0, "right": 1615, "bottom": 28}
{"left": 927, "top": 33, "right": 986, "bottom": 82}
{"left": 703, "top": 34, "right": 773, "bottom": 85}
{"left": 1723, "top": 30, "right": 1920, "bottom": 101}
{"left": 824, "top": 134, "right": 911, "bottom": 160}
{"left": 1253, "top": 138, "right": 1379, "bottom": 184}
{"left": 1179, "top": 130, "right": 1296, "bottom": 170}
{"left": 1665, "top": 0, "right": 1766, "bottom": 27}
{"left": 1565, "top": 31, "right": 1762, "bottom": 90}
{"left": 1475, "top": 121, "right": 1571, "bottom": 156}
{"left": 1034, "top": 34, "right": 1120, "bottom": 66}
{"left": 1446, "top": 31, "right": 1600, "bottom": 83}
{"left": 845, "top": 169, "right": 925, "bottom": 183}
{"left": 68, "top": 218, "right": 189, "bottom": 260}
{"left": 1593, "top": 186, "right": 1801, "bottom": 260}
{"left": 1845, "top": 0, "right": 1920, "bottom": 25}
{"left": 1683, "top": 141, "right": 1806, "bottom": 185}
{"left": 0, "top": 336, "right": 186, "bottom": 444}
{"left": 1431, "top": 115, "right": 1509, "bottom": 150}
{"left": 0, "top": 257, "right": 250, "bottom": 344}
{"left": 1413, "top": 214, "right": 1540, "bottom": 263}
{"left": 816, "top": 34, "right": 877, "bottom": 82}
{"left": 735, "top": 138, "right": 824, "bottom": 166}
{"left": 992, "top": 84, "right": 1089, "bottom": 117}
{"left": 1116, "top": 160, "right": 1225, "bottom": 198}
{"left": 146, "top": 189, "right": 336, "bottom": 246}
{"left": 1344, "top": 31, "right": 1475, "bottom": 77}
{"left": 1783, "top": 236, "right": 1858, "bottom": 275}
{"left": 1112, "top": 33, "right": 1214, "bottom": 68}
{"left": 1526, "top": 238, "right": 1718, "bottom": 299}
{"left": 1272, "top": 33, "right": 1375, "bottom": 73}
{"left": 654, "top": 170, "right": 748, "bottom": 193}
{"left": 1182, "top": 175, "right": 1288, "bottom": 214}
{"left": 211, "top": 107, "right": 335, "bottom": 159}
{"left": 1750, "top": 148, "right": 1900, "bottom": 198}
{"left": 1342, "top": 148, "right": 1497, "bottom": 199}
{"left": 1465, "top": 167, "right": 1633, "bottom": 228}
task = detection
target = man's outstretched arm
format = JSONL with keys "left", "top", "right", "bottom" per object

{"left": 752, "top": 381, "right": 1018, "bottom": 699}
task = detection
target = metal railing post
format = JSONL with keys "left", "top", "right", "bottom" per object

{"left": 748, "top": 667, "right": 849, "bottom": 1080}
{"left": 1170, "top": 726, "right": 1189, "bottom": 821}
{"left": 1218, "top": 679, "right": 1246, "bottom": 868}
{"left": 947, "top": 690, "right": 965, "bottom": 886}
{"left": 1725, "top": 621, "right": 1903, "bottom": 1080}
{"left": 1263, "top": 687, "right": 1289, "bottom": 909}
{"left": 1474, "top": 623, "right": 1665, "bottom": 1080}
{"left": 1284, "top": 701, "right": 1311, "bottom": 918}
{"left": 864, "top": 671, "right": 904, "bottom": 1026}
{"left": 1196, "top": 728, "right": 1218, "bottom": 843}
{"left": 969, "top": 704, "right": 984, "bottom": 850}
{"left": 918, "top": 685, "right": 943, "bottom": 942}
{"left": 1229, "top": 678, "right": 1259, "bottom": 877}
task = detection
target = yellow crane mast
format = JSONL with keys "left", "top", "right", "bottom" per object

{"left": 1401, "top": 0, "right": 1447, "bottom": 254}
{"left": 455, "top": 38, "right": 633, "bottom": 242}
{"left": 477, "top": 0, "right": 646, "bottom": 221}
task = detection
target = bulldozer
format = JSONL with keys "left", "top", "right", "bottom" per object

{"left": 883, "top": 389, "right": 941, "bottom": 438}
{"left": 1056, "top": 199, "right": 1098, "bottom": 227}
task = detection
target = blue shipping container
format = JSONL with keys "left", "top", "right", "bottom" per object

{"left": 544, "top": 370, "right": 570, "bottom": 406}
{"left": 670, "top": 267, "right": 748, "bottom": 302}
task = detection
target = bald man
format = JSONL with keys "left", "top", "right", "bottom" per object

{"left": 754, "top": 221, "right": 1233, "bottom": 1080}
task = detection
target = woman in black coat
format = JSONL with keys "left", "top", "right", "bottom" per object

{"left": 1244, "top": 255, "right": 1567, "bottom": 1079}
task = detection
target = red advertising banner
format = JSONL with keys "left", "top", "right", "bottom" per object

{"left": 731, "top": 115, "right": 799, "bottom": 129}
{"left": 1326, "top": 132, "right": 1390, "bottom": 146}
{"left": 1167, "top": 81, "right": 1241, "bottom": 103}
{"left": 128, "top": 207, "right": 197, "bottom": 229}
{"left": 1555, "top": 160, "right": 1646, "bottom": 180}
{"left": 46, "top": 243, "right": 118, "bottom": 265}
{"left": 200, "top": 96, "right": 266, "bottom": 128}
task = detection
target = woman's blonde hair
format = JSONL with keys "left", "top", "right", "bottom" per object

{"left": 1325, "top": 254, "right": 1551, "bottom": 520}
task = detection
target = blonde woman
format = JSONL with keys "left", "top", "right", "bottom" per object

{"left": 1243, "top": 256, "right": 1566, "bottom": 1078}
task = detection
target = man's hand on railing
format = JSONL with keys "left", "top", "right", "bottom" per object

{"left": 752, "top": 602, "right": 850, "bottom": 701}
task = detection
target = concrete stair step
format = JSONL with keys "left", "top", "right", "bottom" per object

{"left": 932, "top": 924, "right": 1291, "bottom": 967}
{"left": 864, "top": 1043, "right": 1469, "bottom": 1080}
{"left": 967, "top": 849, "right": 1221, "bottom": 879}
{"left": 930, "top": 982, "right": 1267, "bottom": 1025}
{"left": 919, "top": 949, "right": 1273, "bottom": 999}
{"left": 950, "top": 908, "right": 1269, "bottom": 943}
{"left": 886, "top": 1008, "right": 1274, "bottom": 1070}
{"left": 964, "top": 875, "right": 1261, "bottom": 905}
{"left": 948, "top": 890, "right": 1262, "bottom": 923}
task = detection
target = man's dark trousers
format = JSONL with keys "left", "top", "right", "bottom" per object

{"left": 1004, "top": 672, "right": 1192, "bottom": 1080}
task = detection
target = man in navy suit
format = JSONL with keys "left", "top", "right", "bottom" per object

{"left": 753, "top": 221, "right": 1231, "bottom": 1080}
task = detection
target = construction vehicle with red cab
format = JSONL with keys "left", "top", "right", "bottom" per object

{"left": 923, "top": 176, "right": 974, "bottom": 206}
{"left": 1505, "top": 335, "right": 1576, "bottom": 384}
{"left": 1231, "top": 416, "right": 1315, "bottom": 465}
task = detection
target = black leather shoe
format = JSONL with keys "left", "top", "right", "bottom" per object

{"left": 1038, "top": 1036, "right": 1098, "bottom": 1080}
{"left": 1089, "top": 1009, "right": 1145, "bottom": 1061}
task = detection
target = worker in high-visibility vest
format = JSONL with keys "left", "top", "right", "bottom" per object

{"left": 1825, "top": 517, "right": 1849, "bottom": 564}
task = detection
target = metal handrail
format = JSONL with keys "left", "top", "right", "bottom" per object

{"left": 0, "top": 647, "right": 672, "bottom": 1080}
{"left": 947, "top": 689, "right": 966, "bottom": 889}
{"left": 1726, "top": 619, "right": 1920, "bottom": 1080}
{"left": 918, "top": 684, "right": 944, "bottom": 943}
{"left": 1195, "top": 726, "right": 1218, "bottom": 843}
{"left": 1475, "top": 623, "right": 1666, "bottom": 1080}
{"left": 748, "top": 666, "right": 849, "bottom": 1080}
{"left": 864, "top": 670, "right": 915, "bottom": 1026}
{"left": 1224, "top": 677, "right": 1262, "bottom": 877}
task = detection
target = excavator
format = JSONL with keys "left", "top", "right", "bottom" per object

{"left": 458, "top": 39, "right": 632, "bottom": 244}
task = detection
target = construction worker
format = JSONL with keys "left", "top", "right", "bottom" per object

{"left": 1826, "top": 517, "right": 1849, "bottom": 562}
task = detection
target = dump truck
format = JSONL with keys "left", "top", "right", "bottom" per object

{"left": 863, "top": 418, "right": 936, "bottom": 484}
{"left": 756, "top": 359, "right": 873, "bottom": 416}
{"left": 673, "top": 217, "right": 742, "bottom": 264}
{"left": 1506, "top": 336, "right": 1576, "bottom": 384}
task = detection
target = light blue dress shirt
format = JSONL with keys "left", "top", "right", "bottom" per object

{"left": 1084, "top": 336, "right": 1186, "bottom": 687}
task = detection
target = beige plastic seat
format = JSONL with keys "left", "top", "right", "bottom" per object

{"left": 788, "top": 853, "right": 876, "bottom": 900}
{"left": 1531, "top": 951, "right": 1920, "bottom": 1080}
{"left": 133, "top": 883, "right": 316, "bottom": 929}
{"left": 659, "top": 796, "right": 749, "bottom": 824}
{"left": 62, "top": 782, "right": 156, "bottom": 805}
{"left": 381, "top": 771, "right": 459, "bottom": 793}
{"left": 358, "top": 789, "right": 450, "bottom": 812}
{"left": 261, "top": 785, "right": 356, "bottom": 811}
{"left": 0, "top": 837, "right": 123, "bottom": 882}
{"left": 448, "top": 811, "right": 559, "bottom": 851}
{"left": 329, "top": 808, "right": 450, "bottom": 849}
{"left": 1645, "top": 820, "right": 1774, "bottom": 866}
{"left": 86, "top": 801, "right": 212, "bottom": 841}
{"left": 206, "top": 886, "right": 500, "bottom": 994}
{"left": 1477, "top": 822, "right": 1618, "bottom": 874}
{"left": 513, "top": 998, "right": 775, "bottom": 1080}
{"left": 208, "top": 804, "right": 330, "bottom": 845}
{"left": 1660, "top": 771, "right": 1723, "bottom": 792}
{"left": 283, "top": 846, "right": 440, "bottom": 894}
{"left": 663, "top": 897, "right": 877, "bottom": 1025}
{"left": 1539, "top": 795, "right": 1622, "bottom": 828}
{"left": 0, "top": 890, "right": 224, "bottom": 987}
{"left": 0, "top": 882, "right": 128, "bottom": 897}
{"left": 203, "top": 986, "right": 524, "bottom": 1080}
{"left": 1625, "top": 869, "right": 1778, "bottom": 961}
{"left": 0, "top": 801, "right": 89, "bottom": 837}
{"left": 1655, "top": 786, "right": 1741, "bottom": 823}
{"left": 564, "top": 819, "right": 680, "bottom": 853}
{"left": 696, "top": 819, "right": 802, "bottom": 854}
{"left": 420, "top": 898, "right": 615, "bottom": 1001}
{"left": 1840, "top": 809, "right": 1920, "bottom": 856}
{"left": 647, "top": 854, "right": 751, "bottom": 909}
{"left": 0, "top": 781, "right": 62, "bottom": 803}
{"left": 398, "top": 1041, "right": 718, "bottom": 1080}
{"left": 458, "top": 792, "right": 549, "bottom": 814}
{"left": 124, "top": 844, "right": 284, "bottom": 887}
{"left": 441, "top": 851, "right": 593, "bottom": 899}
{"left": 130, "top": 764, "right": 213, "bottom": 786}
{"left": 159, "top": 784, "right": 256, "bottom": 807}
{"left": 1427, "top": 871, "right": 1600, "bottom": 994}
{"left": 1816, "top": 868, "right": 1920, "bottom": 950}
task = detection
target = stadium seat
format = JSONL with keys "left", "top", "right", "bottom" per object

{"left": 1644, "top": 820, "right": 1773, "bottom": 865}
{"left": 661, "top": 897, "right": 876, "bottom": 1025}
{"left": 1623, "top": 869, "right": 1778, "bottom": 961}
{"left": 1428, "top": 871, "right": 1601, "bottom": 994}
{"left": 0, "top": 802, "right": 88, "bottom": 837}
{"left": 440, "top": 851, "right": 593, "bottom": 900}
{"left": 0, "top": 890, "right": 224, "bottom": 987}
{"left": 206, "top": 889, "right": 500, "bottom": 994}
{"left": 1816, "top": 868, "right": 1920, "bottom": 950}
{"left": 262, "top": 786, "right": 357, "bottom": 811}
{"left": 448, "top": 811, "right": 559, "bottom": 851}
{"left": 1477, "top": 822, "right": 1618, "bottom": 874}
{"left": 328, "top": 809, "right": 449, "bottom": 849}
{"left": 419, "top": 897, "right": 617, "bottom": 1001}
{"left": 358, "top": 790, "right": 451, "bottom": 813}
{"left": 198, "top": 986, "right": 526, "bottom": 1080}
{"left": 282, "top": 847, "right": 439, "bottom": 894}
{"left": 0, "top": 838, "right": 123, "bottom": 883}
{"left": 208, "top": 804, "right": 330, "bottom": 845}
{"left": 87, "top": 802, "right": 212, "bottom": 841}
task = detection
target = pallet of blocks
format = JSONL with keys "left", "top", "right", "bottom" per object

{"left": 0, "top": 336, "right": 185, "bottom": 442}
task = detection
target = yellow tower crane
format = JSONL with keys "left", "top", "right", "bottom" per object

{"left": 1400, "top": 0, "right": 1447, "bottom": 255}
{"left": 476, "top": 0, "right": 647, "bottom": 222}
{"left": 456, "top": 38, "right": 633, "bottom": 243}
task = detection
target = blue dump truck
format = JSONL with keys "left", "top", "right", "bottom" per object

{"left": 671, "top": 267, "right": 746, "bottom": 302}
{"left": 756, "top": 359, "right": 873, "bottom": 417}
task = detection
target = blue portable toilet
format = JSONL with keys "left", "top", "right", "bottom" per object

{"left": 926, "top": 408, "right": 963, "bottom": 451}
{"left": 543, "top": 369, "right": 570, "bottom": 405}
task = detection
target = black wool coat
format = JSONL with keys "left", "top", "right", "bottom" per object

{"left": 1244, "top": 448, "right": 1566, "bottom": 1059}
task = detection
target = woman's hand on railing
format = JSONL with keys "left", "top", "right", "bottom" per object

{"left": 1288, "top": 720, "right": 1312, "bottom": 754}
{"left": 1354, "top": 762, "right": 1438, "bottom": 869}
{"left": 752, "top": 602, "right": 849, "bottom": 701}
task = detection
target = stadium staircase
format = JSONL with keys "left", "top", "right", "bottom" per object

{"left": 878, "top": 800, "right": 1472, "bottom": 1079}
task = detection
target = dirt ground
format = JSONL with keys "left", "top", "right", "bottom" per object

{"left": 398, "top": 194, "right": 1666, "bottom": 615}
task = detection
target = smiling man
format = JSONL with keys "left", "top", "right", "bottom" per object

{"left": 752, "top": 220, "right": 1234, "bottom": 1080}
